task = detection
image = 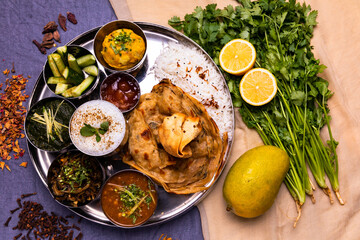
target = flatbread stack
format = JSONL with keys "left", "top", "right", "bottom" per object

{"left": 122, "top": 79, "right": 228, "bottom": 194}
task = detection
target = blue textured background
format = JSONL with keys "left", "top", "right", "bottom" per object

{"left": 0, "top": 1, "right": 204, "bottom": 239}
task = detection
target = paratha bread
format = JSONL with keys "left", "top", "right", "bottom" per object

{"left": 123, "top": 79, "right": 228, "bottom": 194}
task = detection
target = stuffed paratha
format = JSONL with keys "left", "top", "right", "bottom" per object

{"left": 123, "top": 79, "right": 228, "bottom": 194}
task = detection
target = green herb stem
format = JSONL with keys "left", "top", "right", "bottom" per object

{"left": 126, "top": 195, "right": 147, "bottom": 217}
{"left": 169, "top": 0, "right": 344, "bottom": 224}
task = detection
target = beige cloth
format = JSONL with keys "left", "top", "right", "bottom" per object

{"left": 111, "top": 0, "right": 360, "bottom": 239}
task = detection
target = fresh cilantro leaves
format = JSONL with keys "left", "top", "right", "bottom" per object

{"left": 169, "top": 0, "right": 343, "bottom": 211}
{"left": 80, "top": 121, "right": 109, "bottom": 142}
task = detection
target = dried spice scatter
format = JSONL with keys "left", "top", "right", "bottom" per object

{"left": 11, "top": 62, "right": 15, "bottom": 73}
{"left": 0, "top": 161, "right": 5, "bottom": 170}
{"left": 53, "top": 30, "right": 61, "bottom": 42}
{"left": 32, "top": 40, "right": 46, "bottom": 54}
{"left": 21, "top": 192, "right": 37, "bottom": 199}
{"left": 67, "top": 12, "right": 77, "bottom": 24}
{"left": 34, "top": 13, "right": 78, "bottom": 53}
{"left": 5, "top": 164, "right": 11, "bottom": 172}
{"left": 42, "top": 32, "right": 53, "bottom": 42}
{"left": 4, "top": 216, "right": 12, "bottom": 227}
{"left": 3, "top": 69, "right": 10, "bottom": 76}
{"left": 19, "top": 162, "right": 27, "bottom": 168}
{"left": 41, "top": 39, "right": 56, "bottom": 49}
{"left": 0, "top": 72, "right": 29, "bottom": 168}
{"left": 6, "top": 194, "right": 83, "bottom": 240}
{"left": 58, "top": 13, "right": 67, "bottom": 31}
{"left": 43, "top": 21, "right": 58, "bottom": 33}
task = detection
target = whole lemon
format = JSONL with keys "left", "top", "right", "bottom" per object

{"left": 223, "top": 145, "right": 289, "bottom": 218}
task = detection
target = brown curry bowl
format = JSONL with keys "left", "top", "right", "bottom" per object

{"left": 100, "top": 169, "right": 158, "bottom": 228}
{"left": 93, "top": 20, "right": 147, "bottom": 74}
{"left": 46, "top": 150, "right": 105, "bottom": 208}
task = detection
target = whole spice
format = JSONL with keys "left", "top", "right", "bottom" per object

{"left": 41, "top": 39, "right": 55, "bottom": 49}
{"left": 17, "top": 198, "right": 22, "bottom": 208}
{"left": 14, "top": 233, "right": 22, "bottom": 239}
{"left": 6, "top": 193, "right": 83, "bottom": 240}
{"left": 21, "top": 192, "right": 37, "bottom": 199}
{"left": 4, "top": 216, "right": 12, "bottom": 227}
{"left": 11, "top": 62, "right": 15, "bottom": 73}
{"left": 42, "top": 21, "right": 58, "bottom": 33}
{"left": 42, "top": 32, "right": 53, "bottom": 42}
{"left": 0, "top": 72, "right": 28, "bottom": 170}
{"left": 53, "top": 30, "right": 61, "bottom": 42}
{"left": 75, "top": 232, "right": 83, "bottom": 240}
{"left": 67, "top": 12, "right": 77, "bottom": 24}
{"left": 58, "top": 13, "right": 67, "bottom": 31}
{"left": 34, "top": 13, "right": 78, "bottom": 54}
{"left": 32, "top": 40, "right": 46, "bottom": 54}
{"left": 10, "top": 207, "right": 20, "bottom": 214}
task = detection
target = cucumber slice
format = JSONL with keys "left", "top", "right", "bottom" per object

{"left": 76, "top": 54, "right": 96, "bottom": 68}
{"left": 56, "top": 46, "right": 68, "bottom": 65}
{"left": 61, "top": 86, "right": 78, "bottom": 98}
{"left": 47, "top": 54, "right": 61, "bottom": 77}
{"left": 68, "top": 53, "right": 84, "bottom": 75}
{"left": 51, "top": 53, "right": 66, "bottom": 74}
{"left": 72, "top": 76, "right": 95, "bottom": 97}
{"left": 82, "top": 65, "right": 98, "bottom": 77}
{"left": 55, "top": 83, "right": 71, "bottom": 94}
{"left": 62, "top": 67, "right": 84, "bottom": 85}
{"left": 62, "top": 66, "right": 69, "bottom": 79}
{"left": 47, "top": 76, "right": 69, "bottom": 84}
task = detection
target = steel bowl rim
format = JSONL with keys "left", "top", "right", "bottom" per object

{"left": 93, "top": 20, "right": 148, "bottom": 73}
{"left": 100, "top": 168, "right": 159, "bottom": 228}
{"left": 99, "top": 71, "right": 141, "bottom": 113}
{"left": 68, "top": 99, "right": 127, "bottom": 157}
{"left": 24, "top": 96, "right": 76, "bottom": 153}
{"left": 46, "top": 149, "right": 106, "bottom": 208}
{"left": 42, "top": 44, "right": 100, "bottom": 100}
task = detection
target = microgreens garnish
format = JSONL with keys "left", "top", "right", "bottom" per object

{"left": 80, "top": 121, "right": 109, "bottom": 142}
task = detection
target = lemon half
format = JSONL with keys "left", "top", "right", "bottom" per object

{"left": 239, "top": 68, "right": 277, "bottom": 106}
{"left": 219, "top": 39, "right": 256, "bottom": 76}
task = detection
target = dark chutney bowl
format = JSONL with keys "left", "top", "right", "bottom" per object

{"left": 99, "top": 71, "right": 141, "bottom": 113}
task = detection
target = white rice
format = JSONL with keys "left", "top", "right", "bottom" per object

{"left": 70, "top": 100, "right": 126, "bottom": 156}
{"left": 154, "top": 42, "right": 233, "bottom": 140}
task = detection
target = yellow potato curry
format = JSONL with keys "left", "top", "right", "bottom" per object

{"left": 101, "top": 29, "right": 145, "bottom": 69}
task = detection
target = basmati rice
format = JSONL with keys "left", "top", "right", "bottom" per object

{"left": 154, "top": 42, "right": 233, "bottom": 140}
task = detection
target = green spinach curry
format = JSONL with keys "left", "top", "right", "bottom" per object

{"left": 26, "top": 98, "right": 75, "bottom": 151}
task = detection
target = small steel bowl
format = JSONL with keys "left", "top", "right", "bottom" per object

{"left": 69, "top": 100, "right": 127, "bottom": 157}
{"left": 93, "top": 20, "right": 147, "bottom": 74}
{"left": 47, "top": 150, "right": 105, "bottom": 208}
{"left": 99, "top": 71, "right": 141, "bottom": 113}
{"left": 43, "top": 45, "right": 100, "bottom": 100}
{"left": 24, "top": 97, "right": 76, "bottom": 153}
{"left": 100, "top": 169, "right": 158, "bottom": 228}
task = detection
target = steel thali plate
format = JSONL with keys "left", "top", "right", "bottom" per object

{"left": 27, "top": 22, "right": 234, "bottom": 227}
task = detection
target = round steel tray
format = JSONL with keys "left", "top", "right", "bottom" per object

{"left": 27, "top": 22, "right": 234, "bottom": 227}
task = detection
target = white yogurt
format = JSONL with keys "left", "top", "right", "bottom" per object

{"left": 70, "top": 100, "right": 126, "bottom": 156}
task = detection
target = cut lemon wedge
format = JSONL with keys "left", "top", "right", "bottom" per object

{"left": 219, "top": 39, "right": 256, "bottom": 75}
{"left": 239, "top": 68, "right": 277, "bottom": 106}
